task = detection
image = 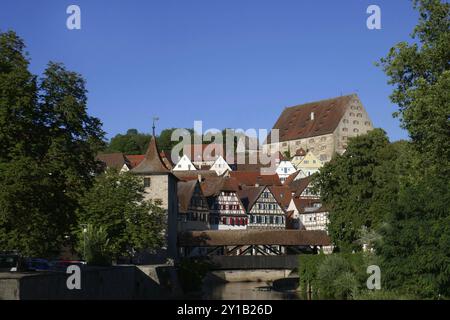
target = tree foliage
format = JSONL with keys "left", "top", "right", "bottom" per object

{"left": 316, "top": 0, "right": 449, "bottom": 298}
{"left": 75, "top": 169, "right": 165, "bottom": 260}
{"left": 313, "top": 129, "right": 398, "bottom": 252}
{"left": 375, "top": 0, "right": 450, "bottom": 299}
{"left": 105, "top": 129, "right": 151, "bottom": 155}
{"left": 0, "top": 31, "right": 105, "bottom": 257}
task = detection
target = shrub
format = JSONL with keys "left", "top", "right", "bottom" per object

{"left": 78, "top": 224, "right": 112, "bottom": 266}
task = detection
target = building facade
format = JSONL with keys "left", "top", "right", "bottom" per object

{"left": 177, "top": 180, "right": 210, "bottom": 231}
{"left": 131, "top": 137, "right": 178, "bottom": 261}
{"left": 264, "top": 94, "right": 373, "bottom": 162}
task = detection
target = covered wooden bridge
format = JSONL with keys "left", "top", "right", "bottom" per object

{"left": 178, "top": 229, "right": 331, "bottom": 257}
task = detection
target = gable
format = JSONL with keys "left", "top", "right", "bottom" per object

{"left": 266, "top": 94, "right": 355, "bottom": 143}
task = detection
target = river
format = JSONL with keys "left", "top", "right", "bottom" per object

{"left": 202, "top": 281, "right": 301, "bottom": 300}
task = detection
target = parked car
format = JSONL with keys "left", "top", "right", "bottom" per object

{"left": 0, "top": 251, "right": 26, "bottom": 272}
{"left": 25, "top": 258, "right": 50, "bottom": 271}
{"left": 48, "top": 260, "right": 86, "bottom": 272}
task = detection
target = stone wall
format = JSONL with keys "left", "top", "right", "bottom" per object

{"left": 0, "top": 265, "right": 181, "bottom": 300}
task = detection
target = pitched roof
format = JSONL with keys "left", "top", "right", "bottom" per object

{"left": 230, "top": 171, "right": 282, "bottom": 187}
{"left": 266, "top": 94, "right": 355, "bottom": 143}
{"left": 177, "top": 180, "right": 201, "bottom": 213}
{"left": 125, "top": 154, "right": 145, "bottom": 168}
{"left": 268, "top": 185, "right": 292, "bottom": 209}
{"left": 284, "top": 171, "right": 301, "bottom": 186}
{"left": 160, "top": 151, "right": 174, "bottom": 169}
{"left": 173, "top": 170, "right": 218, "bottom": 182}
{"left": 237, "top": 186, "right": 266, "bottom": 212}
{"left": 97, "top": 153, "right": 130, "bottom": 170}
{"left": 200, "top": 176, "right": 240, "bottom": 197}
{"left": 178, "top": 230, "right": 331, "bottom": 246}
{"left": 293, "top": 198, "right": 327, "bottom": 214}
{"left": 287, "top": 175, "right": 313, "bottom": 196}
{"left": 131, "top": 136, "right": 171, "bottom": 174}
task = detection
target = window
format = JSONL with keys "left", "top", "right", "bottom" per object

{"left": 365, "top": 121, "right": 371, "bottom": 126}
{"left": 343, "top": 119, "right": 349, "bottom": 124}
{"left": 296, "top": 141, "right": 301, "bottom": 145}
{"left": 357, "top": 113, "right": 362, "bottom": 118}
{"left": 282, "top": 142, "right": 287, "bottom": 147}
{"left": 350, "top": 112, "right": 355, "bottom": 117}
{"left": 342, "top": 136, "right": 347, "bottom": 141}
{"left": 353, "top": 120, "right": 359, "bottom": 125}
{"left": 353, "top": 128, "right": 359, "bottom": 133}
{"left": 144, "top": 177, "right": 151, "bottom": 188}
{"left": 309, "top": 139, "right": 314, "bottom": 144}
{"left": 321, "top": 137, "right": 326, "bottom": 142}
{"left": 320, "top": 154, "right": 328, "bottom": 161}
{"left": 342, "top": 127, "right": 348, "bottom": 132}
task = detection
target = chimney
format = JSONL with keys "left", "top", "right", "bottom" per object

{"left": 255, "top": 176, "right": 262, "bottom": 187}
{"left": 310, "top": 112, "right": 315, "bottom": 121}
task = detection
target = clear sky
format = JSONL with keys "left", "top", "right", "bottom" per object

{"left": 1, "top": 0, "right": 419, "bottom": 141}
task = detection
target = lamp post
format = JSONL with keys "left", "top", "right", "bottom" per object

{"left": 81, "top": 224, "right": 87, "bottom": 261}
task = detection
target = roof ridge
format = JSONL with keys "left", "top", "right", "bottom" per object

{"left": 284, "top": 93, "right": 356, "bottom": 110}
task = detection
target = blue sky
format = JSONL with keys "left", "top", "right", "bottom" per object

{"left": 1, "top": 0, "right": 419, "bottom": 141}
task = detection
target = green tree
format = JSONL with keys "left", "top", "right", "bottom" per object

{"left": 378, "top": 0, "right": 449, "bottom": 171}
{"left": 0, "top": 31, "right": 105, "bottom": 257}
{"left": 76, "top": 169, "right": 165, "bottom": 260}
{"left": 313, "top": 129, "right": 396, "bottom": 252}
{"left": 376, "top": 0, "right": 450, "bottom": 298}
{"left": 106, "top": 129, "right": 151, "bottom": 155}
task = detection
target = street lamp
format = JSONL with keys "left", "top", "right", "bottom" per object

{"left": 81, "top": 224, "right": 88, "bottom": 261}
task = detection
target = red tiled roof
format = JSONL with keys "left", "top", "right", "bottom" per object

{"left": 237, "top": 186, "right": 266, "bottom": 212}
{"left": 268, "top": 185, "right": 292, "bottom": 209}
{"left": 126, "top": 154, "right": 145, "bottom": 168}
{"left": 287, "top": 175, "right": 313, "bottom": 196}
{"left": 97, "top": 153, "right": 130, "bottom": 170}
{"left": 284, "top": 171, "right": 301, "bottom": 186}
{"left": 266, "top": 94, "right": 355, "bottom": 143}
{"left": 230, "top": 171, "right": 282, "bottom": 187}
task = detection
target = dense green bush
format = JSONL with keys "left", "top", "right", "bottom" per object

{"left": 77, "top": 224, "right": 112, "bottom": 266}
{"left": 299, "top": 252, "right": 379, "bottom": 299}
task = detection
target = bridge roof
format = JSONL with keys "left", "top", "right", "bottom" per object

{"left": 178, "top": 230, "right": 331, "bottom": 247}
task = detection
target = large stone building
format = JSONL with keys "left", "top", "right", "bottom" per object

{"left": 131, "top": 136, "right": 178, "bottom": 261}
{"left": 264, "top": 94, "right": 373, "bottom": 162}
